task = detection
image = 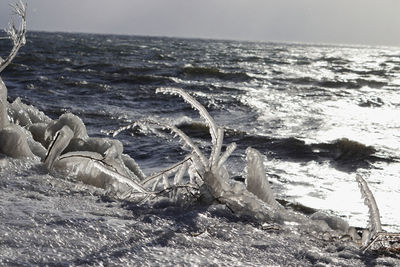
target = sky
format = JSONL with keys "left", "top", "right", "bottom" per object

{"left": 1, "top": 0, "right": 400, "bottom": 47}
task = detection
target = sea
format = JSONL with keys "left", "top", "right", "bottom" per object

{"left": 1, "top": 31, "right": 400, "bottom": 265}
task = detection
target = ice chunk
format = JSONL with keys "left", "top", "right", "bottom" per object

{"left": 310, "top": 211, "right": 349, "bottom": 233}
{"left": 245, "top": 147, "right": 280, "bottom": 208}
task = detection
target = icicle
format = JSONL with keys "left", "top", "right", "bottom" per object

{"left": 173, "top": 161, "right": 188, "bottom": 185}
{"left": 152, "top": 175, "right": 162, "bottom": 191}
{"left": 216, "top": 142, "right": 236, "bottom": 169}
{"left": 356, "top": 174, "right": 382, "bottom": 237}
{"left": 121, "top": 154, "right": 146, "bottom": 181}
{"left": 188, "top": 163, "right": 201, "bottom": 185}
{"left": 112, "top": 123, "right": 136, "bottom": 137}
{"left": 162, "top": 174, "right": 170, "bottom": 190}
{"left": 210, "top": 127, "right": 224, "bottom": 167}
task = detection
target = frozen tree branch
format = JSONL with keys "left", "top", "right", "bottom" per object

{"left": 0, "top": 1, "right": 27, "bottom": 73}
{"left": 156, "top": 87, "right": 219, "bottom": 146}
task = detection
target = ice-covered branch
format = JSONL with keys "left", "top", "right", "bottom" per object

{"left": 356, "top": 174, "right": 382, "bottom": 247}
{"left": 216, "top": 142, "right": 236, "bottom": 169}
{"left": 0, "top": 1, "right": 27, "bottom": 73}
{"left": 210, "top": 127, "right": 224, "bottom": 167}
{"left": 156, "top": 87, "right": 219, "bottom": 146}
{"left": 114, "top": 119, "right": 208, "bottom": 169}
{"left": 141, "top": 157, "right": 193, "bottom": 186}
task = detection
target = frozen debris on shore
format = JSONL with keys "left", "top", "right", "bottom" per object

{"left": 0, "top": 2, "right": 38, "bottom": 159}
{"left": 356, "top": 174, "right": 382, "bottom": 241}
{"left": 115, "top": 88, "right": 357, "bottom": 234}
{"left": 120, "top": 87, "right": 400, "bottom": 256}
{"left": 245, "top": 147, "right": 281, "bottom": 208}
{"left": 356, "top": 174, "right": 400, "bottom": 253}
{"left": 0, "top": 2, "right": 149, "bottom": 201}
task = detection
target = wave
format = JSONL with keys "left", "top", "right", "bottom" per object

{"left": 180, "top": 66, "right": 252, "bottom": 82}
{"left": 107, "top": 74, "right": 174, "bottom": 85}
{"left": 72, "top": 62, "right": 115, "bottom": 72}
{"left": 173, "top": 121, "right": 389, "bottom": 170}
{"left": 230, "top": 55, "right": 263, "bottom": 63}
{"left": 312, "top": 138, "right": 376, "bottom": 161}
{"left": 222, "top": 130, "right": 391, "bottom": 169}
{"left": 229, "top": 56, "right": 289, "bottom": 65}
{"left": 353, "top": 78, "right": 387, "bottom": 88}
{"left": 318, "top": 79, "right": 386, "bottom": 89}
{"left": 335, "top": 67, "right": 388, "bottom": 77}
{"left": 318, "top": 56, "right": 351, "bottom": 65}
{"left": 284, "top": 77, "right": 387, "bottom": 90}
{"left": 176, "top": 121, "right": 211, "bottom": 139}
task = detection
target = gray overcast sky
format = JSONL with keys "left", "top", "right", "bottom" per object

{"left": 1, "top": 0, "right": 400, "bottom": 46}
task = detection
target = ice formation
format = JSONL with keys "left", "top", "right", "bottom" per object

{"left": 356, "top": 174, "right": 400, "bottom": 252}
{"left": 356, "top": 174, "right": 383, "bottom": 241}
{"left": 0, "top": 2, "right": 147, "bottom": 200}
{"left": 0, "top": 2, "right": 36, "bottom": 159}
{"left": 114, "top": 87, "right": 351, "bottom": 229}
{"left": 245, "top": 147, "right": 281, "bottom": 208}
{"left": 1, "top": 2, "right": 398, "bottom": 256}
{"left": 43, "top": 118, "right": 147, "bottom": 198}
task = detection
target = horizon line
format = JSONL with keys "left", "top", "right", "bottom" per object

{"left": 21, "top": 28, "right": 400, "bottom": 50}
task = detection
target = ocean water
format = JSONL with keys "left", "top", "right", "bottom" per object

{"left": 1, "top": 31, "right": 400, "bottom": 265}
